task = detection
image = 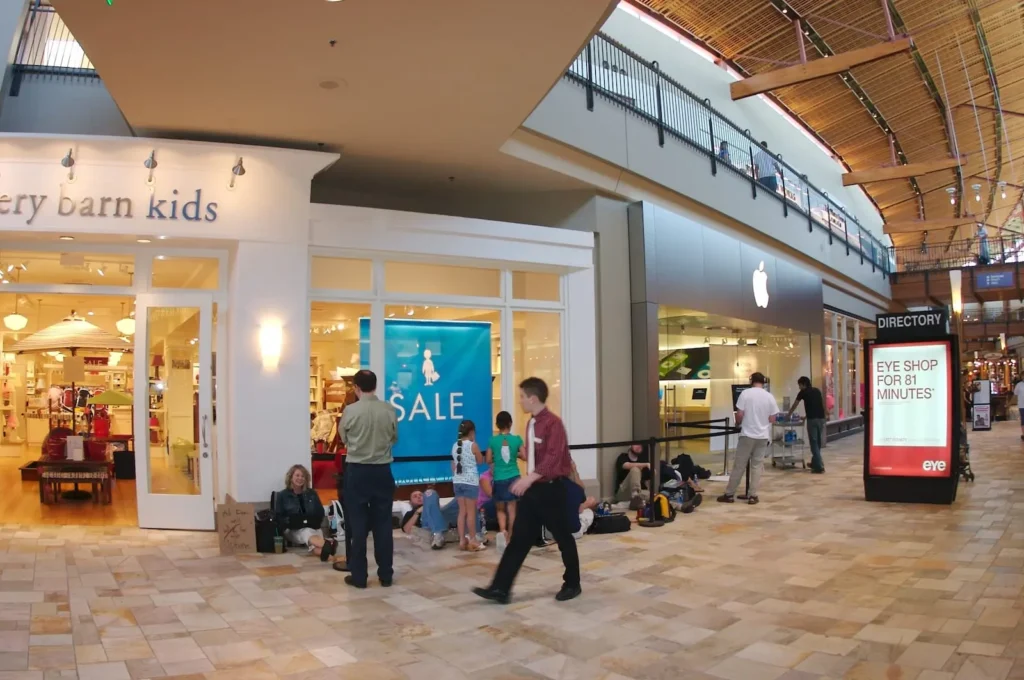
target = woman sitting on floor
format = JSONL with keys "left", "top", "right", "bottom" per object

{"left": 275, "top": 464, "right": 338, "bottom": 562}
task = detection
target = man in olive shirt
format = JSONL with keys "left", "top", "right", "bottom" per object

{"left": 338, "top": 369, "right": 398, "bottom": 588}
{"left": 788, "top": 376, "right": 826, "bottom": 474}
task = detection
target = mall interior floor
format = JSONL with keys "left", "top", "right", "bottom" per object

{"left": 0, "top": 425, "right": 1022, "bottom": 679}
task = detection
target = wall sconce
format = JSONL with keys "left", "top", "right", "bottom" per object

{"left": 144, "top": 150, "right": 157, "bottom": 189}
{"left": 61, "top": 148, "right": 76, "bottom": 183}
{"left": 228, "top": 157, "right": 246, "bottom": 190}
{"left": 949, "top": 269, "right": 963, "bottom": 314}
{"left": 259, "top": 321, "right": 283, "bottom": 371}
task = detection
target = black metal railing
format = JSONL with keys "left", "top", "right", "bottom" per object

{"left": 888, "top": 236, "right": 1024, "bottom": 273}
{"left": 962, "top": 307, "right": 1024, "bottom": 324}
{"left": 10, "top": 1, "right": 97, "bottom": 96}
{"left": 564, "top": 33, "right": 891, "bottom": 275}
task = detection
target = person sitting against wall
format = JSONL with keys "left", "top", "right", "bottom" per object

{"left": 275, "top": 464, "right": 339, "bottom": 562}
{"left": 401, "top": 483, "right": 490, "bottom": 550}
{"left": 614, "top": 443, "right": 651, "bottom": 509}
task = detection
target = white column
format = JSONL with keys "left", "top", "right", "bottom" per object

{"left": 564, "top": 267, "right": 597, "bottom": 480}
{"left": 227, "top": 241, "right": 310, "bottom": 502}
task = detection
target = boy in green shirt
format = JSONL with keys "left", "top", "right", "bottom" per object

{"left": 486, "top": 411, "right": 524, "bottom": 555}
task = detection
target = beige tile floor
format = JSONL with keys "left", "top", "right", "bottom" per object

{"left": 1, "top": 424, "right": 1023, "bottom": 680}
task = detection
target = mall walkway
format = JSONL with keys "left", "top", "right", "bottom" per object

{"left": 0, "top": 426, "right": 1022, "bottom": 680}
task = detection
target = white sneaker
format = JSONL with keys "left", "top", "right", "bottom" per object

{"left": 495, "top": 532, "right": 507, "bottom": 555}
{"left": 475, "top": 533, "right": 489, "bottom": 547}
{"left": 430, "top": 533, "right": 445, "bottom": 550}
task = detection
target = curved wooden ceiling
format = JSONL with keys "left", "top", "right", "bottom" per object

{"left": 633, "top": 0, "right": 1024, "bottom": 247}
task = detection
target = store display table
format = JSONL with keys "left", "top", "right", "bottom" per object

{"left": 37, "top": 459, "right": 112, "bottom": 505}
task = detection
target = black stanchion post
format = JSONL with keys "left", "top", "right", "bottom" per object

{"left": 721, "top": 417, "right": 730, "bottom": 476}
{"left": 638, "top": 437, "right": 664, "bottom": 528}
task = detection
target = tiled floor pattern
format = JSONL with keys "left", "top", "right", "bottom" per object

{"left": 1, "top": 425, "right": 1023, "bottom": 679}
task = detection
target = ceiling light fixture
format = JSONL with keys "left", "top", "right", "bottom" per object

{"left": 108, "top": 351, "right": 122, "bottom": 367}
{"left": 946, "top": 187, "right": 957, "bottom": 205}
{"left": 3, "top": 293, "right": 27, "bottom": 331}
{"left": 59, "top": 235, "right": 74, "bottom": 241}
{"left": 973, "top": 183, "right": 982, "bottom": 202}
{"left": 999, "top": 181, "right": 1007, "bottom": 199}
{"left": 115, "top": 302, "right": 135, "bottom": 336}
{"left": 228, "top": 157, "right": 246, "bottom": 190}
{"left": 96, "top": 266, "right": 105, "bottom": 277}
{"left": 137, "top": 237, "right": 152, "bottom": 244}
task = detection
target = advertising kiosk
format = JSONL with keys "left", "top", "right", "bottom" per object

{"left": 864, "top": 310, "right": 960, "bottom": 504}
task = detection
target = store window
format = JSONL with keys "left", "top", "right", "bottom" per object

{"left": 310, "top": 257, "right": 372, "bottom": 291}
{"left": 310, "top": 302, "right": 371, "bottom": 421}
{"left": 151, "top": 256, "right": 219, "bottom": 290}
{"left": 824, "top": 310, "right": 874, "bottom": 421}
{"left": 0, "top": 250, "right": 133, "bottom": 286}
{"left": 307, "top": 256, "right": 567, "bottom": 486}
{"left": 512, "top": 271, "right": 560, "bottom": 302}
{"left": 512, "top": 311, "right": 562, "bottom": 438}
{"left": 385, "top": 262, "right": 501, "bottom": 298}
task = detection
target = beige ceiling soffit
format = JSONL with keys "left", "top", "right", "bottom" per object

{"left": 842, "top": 156, "right": 964, "bottom": 186}
{"left": 730, "top": 37, "right": 913, "bottom": 100}
{"left": 501, "top": 131, "right": 622, "bottom": 193}
{"left": 883, "top": 217, "right": 980, "bottom": 235}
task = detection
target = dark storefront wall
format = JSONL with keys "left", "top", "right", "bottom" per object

{"left": 628, "top": 202, "right": 825, "bottom": 437}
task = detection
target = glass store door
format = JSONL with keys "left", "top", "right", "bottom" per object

{"left": 133, "top": 293, "right": 215, "bottom": 530}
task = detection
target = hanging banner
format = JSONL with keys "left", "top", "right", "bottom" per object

{"left": 360, "top": 318, "right": 493, "bottom": 484}
{"left": 867, "top": 341, "right": 953, "bottom": 477}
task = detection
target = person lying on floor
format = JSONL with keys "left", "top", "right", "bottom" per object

{"left": 275, "top": 464, "right": 339, "bottom": 563}
{"left": 400, "top": 483, "right": 490, "bottom": 550}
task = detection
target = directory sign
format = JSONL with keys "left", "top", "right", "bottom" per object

{"left": 975, "top": 271, "right": 1013, "bottom": 290}
{"left": 867, "top": 340, "right": 953, "bottom": 477}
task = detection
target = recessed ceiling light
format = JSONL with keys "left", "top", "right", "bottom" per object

{"left": 59, "top": 235, "right": 74, "bottom": 241}
{"left": 137, "top": 237, "right": 152, "bottom": 244}
{"left": 158, "top": 235, "right": 168, "bottom": 240}
{"left": 156, "top": 255, "right": 166, "bottom": 260}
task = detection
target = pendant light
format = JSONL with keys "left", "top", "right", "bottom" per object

{"left": 115, "top": 302, "right": 136, "bottom": 336}
{"left": 3, "top": 295, "right": 27, "bottom": 331}
{"left": 3, "top": 272, "right": 27, "bottom": 331}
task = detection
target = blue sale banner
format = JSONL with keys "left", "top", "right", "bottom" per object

{"left": 359, "top": 318, "right": 493, "bottom": 484}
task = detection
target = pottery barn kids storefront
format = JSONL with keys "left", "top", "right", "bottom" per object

{"left": 0, "top": 134, "right": 598, "bottom": 531}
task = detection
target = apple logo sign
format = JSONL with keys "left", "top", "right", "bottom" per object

{"left": 753, "top": 261, "right": 769, "bottom": 308}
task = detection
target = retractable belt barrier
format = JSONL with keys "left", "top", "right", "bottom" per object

{"left": 568, "top": 419, "right": 742, "bottom": 528}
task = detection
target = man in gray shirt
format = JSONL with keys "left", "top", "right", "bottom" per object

{"left": 337, "top": 369, "right": 398, "bottom": 588}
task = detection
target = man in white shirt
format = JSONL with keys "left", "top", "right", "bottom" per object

{"left": 719, "top": 372, "right": 779, "bottom": 505}
{"left": 754, "top": 141, "right": 780, "bottom": 194}
{"left": 1014, "top": 378, "right": 1024, "bottom": 441}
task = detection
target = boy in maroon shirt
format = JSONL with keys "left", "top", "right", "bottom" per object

{"left": 473, "top": 377, "right": 581, "bottom": 604}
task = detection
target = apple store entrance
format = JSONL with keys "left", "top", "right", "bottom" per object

{"left": 656, "top": 307, "right": 822, "bottom": 467}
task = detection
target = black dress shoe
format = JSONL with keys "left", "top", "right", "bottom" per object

{"left": 380, "top": 579, "right": 392, "bottom": 588}
{"left": 344, "top": 575, "right": 366, "bottom": 589}
{"left": 332, "top": 560, "right": 349, "bottom": 573}
{"left": 555, "top": 585, "right": 582, "bottom": 602}
{"left": 811, "top": 468, "right": 825, "bottom": 474}
{"left": 472, "top": 586, "right": 510, "bottom": 604}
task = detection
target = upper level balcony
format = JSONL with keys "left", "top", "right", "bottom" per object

{"left": 889, "top": 236, "right": 1024, "bottom": 307}
{"left": 9, "top": 0, "right": 97, "bottom": 95}
{"left": 522, "top": 31, "right": 893, "bottom": 297}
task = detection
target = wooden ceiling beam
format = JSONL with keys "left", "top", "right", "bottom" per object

{"left": 729, "top": 37, "right": 913, "bottom": 100}
{"left": 883, "top": 217, "right": 981, "bottom": 235}
{"left": 842, "top": 156, "right": 963, "bottom": 186}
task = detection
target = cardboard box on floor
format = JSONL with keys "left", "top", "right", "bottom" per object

{"left": 216, "top": 494, "right": 256, "bottom": 555}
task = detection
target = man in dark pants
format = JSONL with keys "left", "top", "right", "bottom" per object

{"left": 473, "top": 377, "right": 581, "bottom": 604}
{"left": 786, "top": 376, "right": 827, "bottom": 474}
{"left": 335, "top": 369, "right": 398, "bottom": 588}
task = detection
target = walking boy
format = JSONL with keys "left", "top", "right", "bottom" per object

{"left": 473, "top": 377, "right": 581, "bottom": 604}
